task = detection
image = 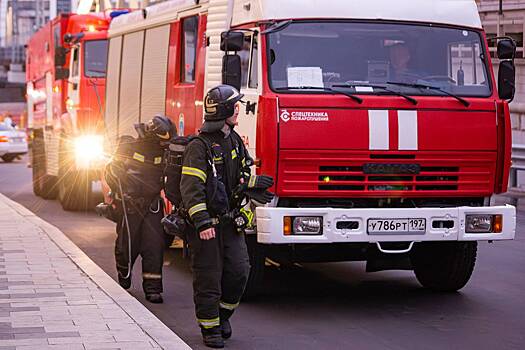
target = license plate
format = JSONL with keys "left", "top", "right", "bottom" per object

{"left": 10, "top": 137, "right": 23, "bottom": 143}
{"left": 367, "top": 218, "right": 426, "bottom": 235}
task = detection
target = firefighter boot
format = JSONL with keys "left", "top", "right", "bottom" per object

{"left": 201, "top": 326, "right": 224, "bottom": 348}
{"left": 118, "top": 276, "right": 131, "bottom": 290}
{"left": 145, "top": 293, "right": 163, "bottom": 304}
{"left": 219, "top": 308, "right": 233, "bottom": 339}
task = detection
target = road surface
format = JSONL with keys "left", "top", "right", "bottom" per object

{"left": 1, "top": 156, "right": 523, "bottom": 350}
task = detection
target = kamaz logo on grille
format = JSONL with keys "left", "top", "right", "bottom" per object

{"left": 363, "top": 163, "right": 421, "bottom": 174}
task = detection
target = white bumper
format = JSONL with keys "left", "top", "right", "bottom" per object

{"left": 256, "top": 205, "right": 516, "bottom": 244}
{"left": 0, "top": 142, "right": 28, "bottom": 156}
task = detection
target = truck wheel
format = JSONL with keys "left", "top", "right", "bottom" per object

{"left": 1, "top": 154, "right": 16, "bottom": 163}
{"left": 57, "top": 139, "right": 92, "bottom": 212}
{"left": 411, "top": 241, "right": 477, "bottom": 292}
{"left": 58, "top": 169, "right": 91, "bottom": 211}
{"left": 31, "top": 138, "right": 58, "bottom": 199}
{"left": 243, "top": 234, "right": 266, "bottom": 299}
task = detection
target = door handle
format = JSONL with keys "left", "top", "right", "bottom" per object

{"left": 245, "top": 101, "right": 257, "bottom": 115}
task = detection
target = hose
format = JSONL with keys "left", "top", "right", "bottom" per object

{"left": 117, "top": 177, "right": 132, "bottom": 280}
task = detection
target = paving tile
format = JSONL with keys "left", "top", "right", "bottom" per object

{"left": 48, "top": 336, "right": 116, "bottom": 345}
{"left": 15, "top": 345, "right": 84, "bottom": 350}
{"left": 0, "top": 326, "right": 45, "bottom": 334}
{"left": 14, "top": 331, "right": 80, "bottom": 339}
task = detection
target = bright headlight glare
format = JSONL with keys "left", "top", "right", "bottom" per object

{"left": 74, "top": 135, "right": 105, "bottom": 164}
{"left": 465, "top": 214, "right": 493, "bottom": 233}
{"left": 292, "top": 216, "right": 322, "bottom": 235}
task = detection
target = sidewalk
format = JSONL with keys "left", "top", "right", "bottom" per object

{"left": 0, "top": 193, "right": 191, "bottom": 350}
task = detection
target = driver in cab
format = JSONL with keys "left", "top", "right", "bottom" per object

{"left": 389, "top": 42, "right": 418, "bottom": 83}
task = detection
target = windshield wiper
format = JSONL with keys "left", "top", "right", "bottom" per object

{"left": 261, "top": 20, "right": 293, "bottom": 35}
{"left": 332, "top": 83, "right": 418, "bottom": 105}
{"left": 386, "top": 81, "right": 470, "bottom": 107}
{"left": 275, "top": 86, "right": 363, "bottom": 104}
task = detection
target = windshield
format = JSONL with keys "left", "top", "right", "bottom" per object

{"left": 267, "top": 21, "right": 492, "bottom": 97}
{"left": 84, "top": 40, "right": 108, "bottom": 78}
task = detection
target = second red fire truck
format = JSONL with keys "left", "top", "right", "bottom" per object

{"left": 26, "top": 11, "right": 127, "bottom": 210}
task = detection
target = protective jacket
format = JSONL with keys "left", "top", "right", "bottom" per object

{"left": 180, "top": 129, "right": 249, "bottom": 232}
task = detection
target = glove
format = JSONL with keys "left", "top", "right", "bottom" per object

{"left": 245, "top": 175, "right": 274, "bottom": 190}
{"left": 246, "top": 189, "right": 274, "bottom": 204}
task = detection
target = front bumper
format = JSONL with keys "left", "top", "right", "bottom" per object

{"left": 256, "top": 205, "right": 516, "bottom": 244}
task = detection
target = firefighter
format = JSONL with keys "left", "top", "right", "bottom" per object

{"left": 180, "top": 85, "right": 273, "bottom": 348}
{"left": 104, "top": 115, "right": 175, "bottom": 304}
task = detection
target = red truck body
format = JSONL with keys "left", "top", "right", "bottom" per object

{"left": 26, "top": 12, "right": 113, "bottom": 210}
{"left": 104, "top": 0, "right": 516, "bottom": 293}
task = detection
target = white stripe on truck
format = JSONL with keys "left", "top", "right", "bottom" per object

{"left": 397, "top": 110, "right": 418, "bottom": 150}
{"left": 368, "top": 110, "right": 389, "bottom": 150}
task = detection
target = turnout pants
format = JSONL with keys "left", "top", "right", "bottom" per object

{"left": 115, "top": 198, "right": 165, "bottom": 294}
{"left": 187, "top": 222, "right": 251, "bottom": 329}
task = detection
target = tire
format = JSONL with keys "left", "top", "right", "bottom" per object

{"left": 1, "top": 154, "right": 16, "bottom": 163}
{"left": 243, "top": 234, "right": 266, "bottom": 299}
{"left": 31, "top": 137, "right": 58, "bottom": 199}
{"left": 59, "top": 169, "right": 91, "bottom": 211}
{"left": 411, "top": 241, "right": 477, "bottom": 292}
{"left": 58, "top": 142, "right": 92, "bottom": 211}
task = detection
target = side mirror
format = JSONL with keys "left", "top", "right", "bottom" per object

{"left": 497, "top": 39, "right": 516, "bottom": 60}
{"left": 55, "top": 67, "right": 69, "bottom": 80}
{"left": 222, "top": 54, "right": 242, "bottom": 91}
{"left": 498, "top": 60, "right": 516, "bottom": 101}
{"left": 220, "top": 31, "right": 244, "bottom": 52}
{"left": 54, "top": 46, "right": 67, "bottom": 67}
{"left": 64, "top": 33, "right": 73, "bottom": 43}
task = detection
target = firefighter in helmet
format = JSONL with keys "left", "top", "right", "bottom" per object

{"left": 180, "top": 85, "right": 273, "bottom": 348}
{"left": 104, "top": 115, "right": 175, "bottom": 304}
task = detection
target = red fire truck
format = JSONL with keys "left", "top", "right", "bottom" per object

{"left": 26, "top": 12, "right": 122, "bottom": 211}
{"left": 105, "top": 0, "right": 517, "bottom": 294}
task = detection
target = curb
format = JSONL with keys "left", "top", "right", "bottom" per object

{"left": 0, "top": 193, "right": 191, "bottom": 350}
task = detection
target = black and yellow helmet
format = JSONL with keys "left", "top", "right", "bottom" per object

{"left": 202, "top": 85, "right": 244, "bottom": 132}
{"left": 146, "top": 115, "right": 176, "bottom": 141}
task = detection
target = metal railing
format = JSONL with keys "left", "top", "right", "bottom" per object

{"left": 510, "top": 144, "right": 525, "bottom": 190}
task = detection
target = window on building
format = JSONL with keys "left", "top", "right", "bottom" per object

{"left": 181, "top": 16, "right": 199, "bottom": 83}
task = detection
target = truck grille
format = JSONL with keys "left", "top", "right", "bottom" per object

{"left": 278, "top": 151, "right": 495, "bottom": 198}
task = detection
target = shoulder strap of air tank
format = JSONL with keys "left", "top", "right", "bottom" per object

{"left": 191, "top": 135, "right": 215, "bottom": 169}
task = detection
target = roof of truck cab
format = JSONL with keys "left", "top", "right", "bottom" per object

{"left": 231, "top": 0, "right": 482, "bottom": 29}
{"left": 108, "top": 0, "right": 482, "bottom": 37}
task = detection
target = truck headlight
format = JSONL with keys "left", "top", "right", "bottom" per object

{"left": 74, "top": 135, "right": 105, "bottom": 168}
{"left": 465, "top": 214, "right": 503, "bottom": 233}
{"left": 283, "top": 216, "right": 323, "bottom": 235}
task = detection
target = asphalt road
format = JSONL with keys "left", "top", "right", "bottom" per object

{"left": 1, "top": 156, "right": 524, "bottom": 350}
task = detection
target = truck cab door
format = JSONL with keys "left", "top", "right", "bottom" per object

{"left": 66, "top": 45, "right": 81, "bottom": 130}
{"left": 235, "top": 31, "right": 260, "bottom": 158}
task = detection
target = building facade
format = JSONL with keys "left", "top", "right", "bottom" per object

{"left": 0, "top": 0, "right": 70, "bottom": 66}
